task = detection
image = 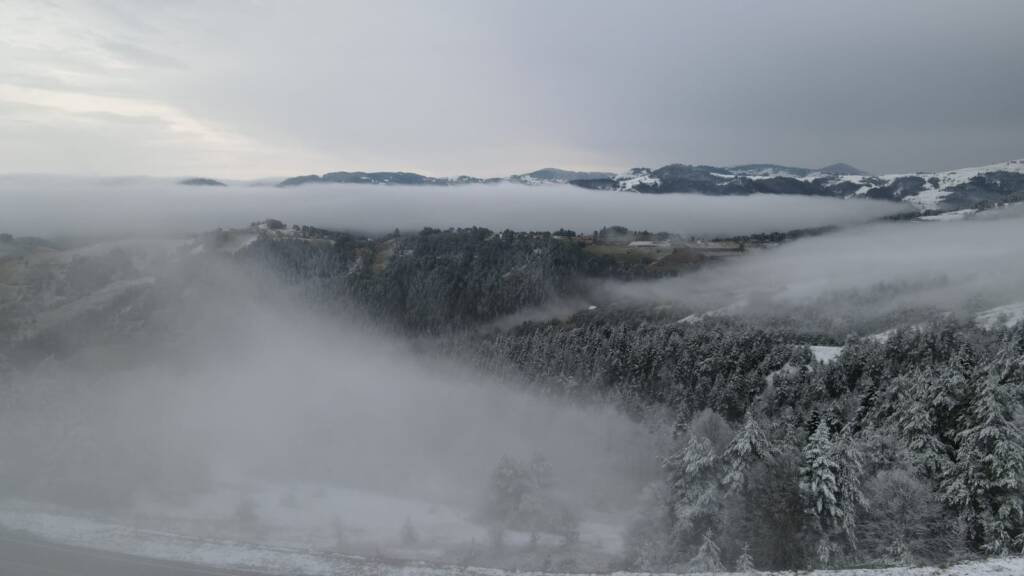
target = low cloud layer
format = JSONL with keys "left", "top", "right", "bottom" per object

{"left": 597, "top": 211, "right": 1024, "bottom": 331}
{"left": 0, "top": 253, "right": 657, "bottom": 519}
{"left": 0, "top": 177, "right": 907, "bottom": 239}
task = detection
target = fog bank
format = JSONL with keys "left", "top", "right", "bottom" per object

{"left": 0, "top": 176, "right": 907, "bottom": 239}
{"left": 597, "top": 212, "right": 1024, "bottom": 328}
{"left": 0, "top": 249, "right": 660, "bottom": 561}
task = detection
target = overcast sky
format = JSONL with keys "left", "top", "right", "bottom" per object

{"left": 1, "top": 0, "right": 1022, "bottom": 179}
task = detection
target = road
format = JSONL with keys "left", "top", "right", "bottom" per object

{"left": 0, "top": 533, "right": 275, "bottom": 576}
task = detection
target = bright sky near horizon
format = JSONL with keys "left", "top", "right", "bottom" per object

{"left": 1, "top": 0, "right": 1022, "bottom": 179}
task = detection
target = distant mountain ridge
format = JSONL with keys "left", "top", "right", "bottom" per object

{"left": 571, "top": 159, "right": 1024, "bottom": 211}
{"left": 277, "top": 171, "right": 503, "bottom": 187}
{"left": 276, "top": 168, "right": 608, "bottom": 187}
{"left": 180, "top": 177, "right": 226, "bottom": 186}
{"left": 509, "top": 168, "right": 615, "bottom": 184}
{"left": 260, "top": 158, "right": 1024, "bottom": 212}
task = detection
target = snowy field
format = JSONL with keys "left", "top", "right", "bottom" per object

{"left": 30, "top": 482, "right": 621, "bottom": 558}
{"left": 0, "top": 501, "right": 1021, "bottom": 576}
{"left": 0, "top": 480, "right": 625, "bottom": 571}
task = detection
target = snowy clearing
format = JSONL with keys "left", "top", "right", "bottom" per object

{"left": 809, "top": 345, "right": 843, "bottom": 363}
{"left": 0, "top": 503, "right": 1020, "bottom": 576}
{"left": 0, "top": 481, "right": 626, "bottom": 571}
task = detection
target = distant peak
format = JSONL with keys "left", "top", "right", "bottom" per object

{"left": 817, "top": 163, "right": 871, "bottom": 176}
{"left": 179, "top": 177, "right": 226, "bottom": 186}
{"left": 511, "top": 168, "right": 616, "bottom": 183}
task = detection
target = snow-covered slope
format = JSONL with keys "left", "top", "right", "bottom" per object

{"left": 263, "top": 159, "right": 1024, "bottom": 214}
{"left": 874, "top": 159, "right": 1024, "bottom": 210}
{"left": 1, "top": 502, "right": 1020, "bottom": 576}
{"left": 975, "top": 301, "right": 1024, "bottom": 329}
{"left": 573, "top": 159, "right": 1024, "bottom": 213}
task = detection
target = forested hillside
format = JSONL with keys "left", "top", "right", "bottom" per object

{"left": 236, "top": 225, "right": 674, "bottom": 331}
{"left": 442, "top": 311, "right": 1024, "bottom": 569}
{"left": 1, "top": 220, "right": 1021, "bottom": 574}
{"left": 231, "top": 223, "right": 1024, "bottom": 570}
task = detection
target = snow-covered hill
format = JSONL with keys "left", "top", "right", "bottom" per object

{"left": 571, "top": 159, "right": 1024, "bottom": 212}
{"left": 262, "top": 159, "right": 1024, "bottom": 214}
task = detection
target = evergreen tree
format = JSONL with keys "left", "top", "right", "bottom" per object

{"left": 735, "top": 542, "right": 756, "bottom": 573}
{"left": 486, "top": 455, "right": 531, "bottom": 526}
{"left": 724, "top": 411, "right": 774, "bottom": 492}
{"left": 687, "top": 531, "right": 725, "bottom": 573}
{"left": 800, "top": 420, "right": 841, "bottom": 533}
{"left": 801, "top": 419, "right": 864, "bottom": 565}
{"left": 899, "top": 373, "right": 953, "bottom": 477}
{"left": 666, "top": 435, "right": 723, "bottom": 542}
{"left": 944, "top": 360, "right": 1024, "bottom": 553}
{"left": 832, "top": 429, "right": 866, "bottom": 546}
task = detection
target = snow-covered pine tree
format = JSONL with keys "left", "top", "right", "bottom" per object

{"left": 816, "top": 536, "right": 835, "bottom": 567}
{"left": 832, "top": 428, "right": 866, "bottom": 547}
{"left": 800, "top": 419, "right": 848, "bottom": 565}
{"left": 899, "top": 372, "right": 953, "bottom": 477}
{"left": 931, "top": 344, "right": 977, "bottom": 438}
{"left": 735, "top": 542, "right": 756, "bottom": 573}
{"left": 724, "top": 410, "right": 774, "bottom": 492}
{"left": 800, "top": 420, "right": 841, "bottom": 531}
{"left": 665, "top": 435, "right": 722, "bottom": 539}
{"left": 944, "top": 353, "right": 1024, "bottom": 553}
{"left": 992, "top": 325, "right": 1024, "bottom": 401}
{"left": 687, "top": 531, "right": 725, "bottom": 573}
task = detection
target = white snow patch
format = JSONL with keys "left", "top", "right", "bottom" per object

{"left": 918, "top": 209, "right": 978, "bottom": 222}
{"left": 230, "top": 232, "right": 259, "bottom": 253}
{"left": 867, "top": 328, "right": 897, "bottom": 344}
{"left": 732, "top": 166, "right": 808, "bottom": 179}
{"left": 904, "top": 187, "right": 952, "bottom": 211}
{"left": 976, "top": 302, "right": 1024, "bottom": 329}
{"left": 677, "top": 300, "right": 750, "bottom": 324}
{"left": 802, "top": 173, "right": 870, "bottom": 185}
{"left": 616, "top": 174, "right": 661, "bottom": 191}
{"left": 924, "top": 158, "right": 1024, "bottom": 188}
{"left": 809, "top": 345, "right": 843, "bottom": 363}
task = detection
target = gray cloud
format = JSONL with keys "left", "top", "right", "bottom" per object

{"left": 1, "top": 0, "right": 1022, "bottom": 177}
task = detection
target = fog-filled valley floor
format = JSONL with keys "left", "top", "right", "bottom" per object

{"left": 0, "top": 179, "right": 1022, "bottom": 574}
